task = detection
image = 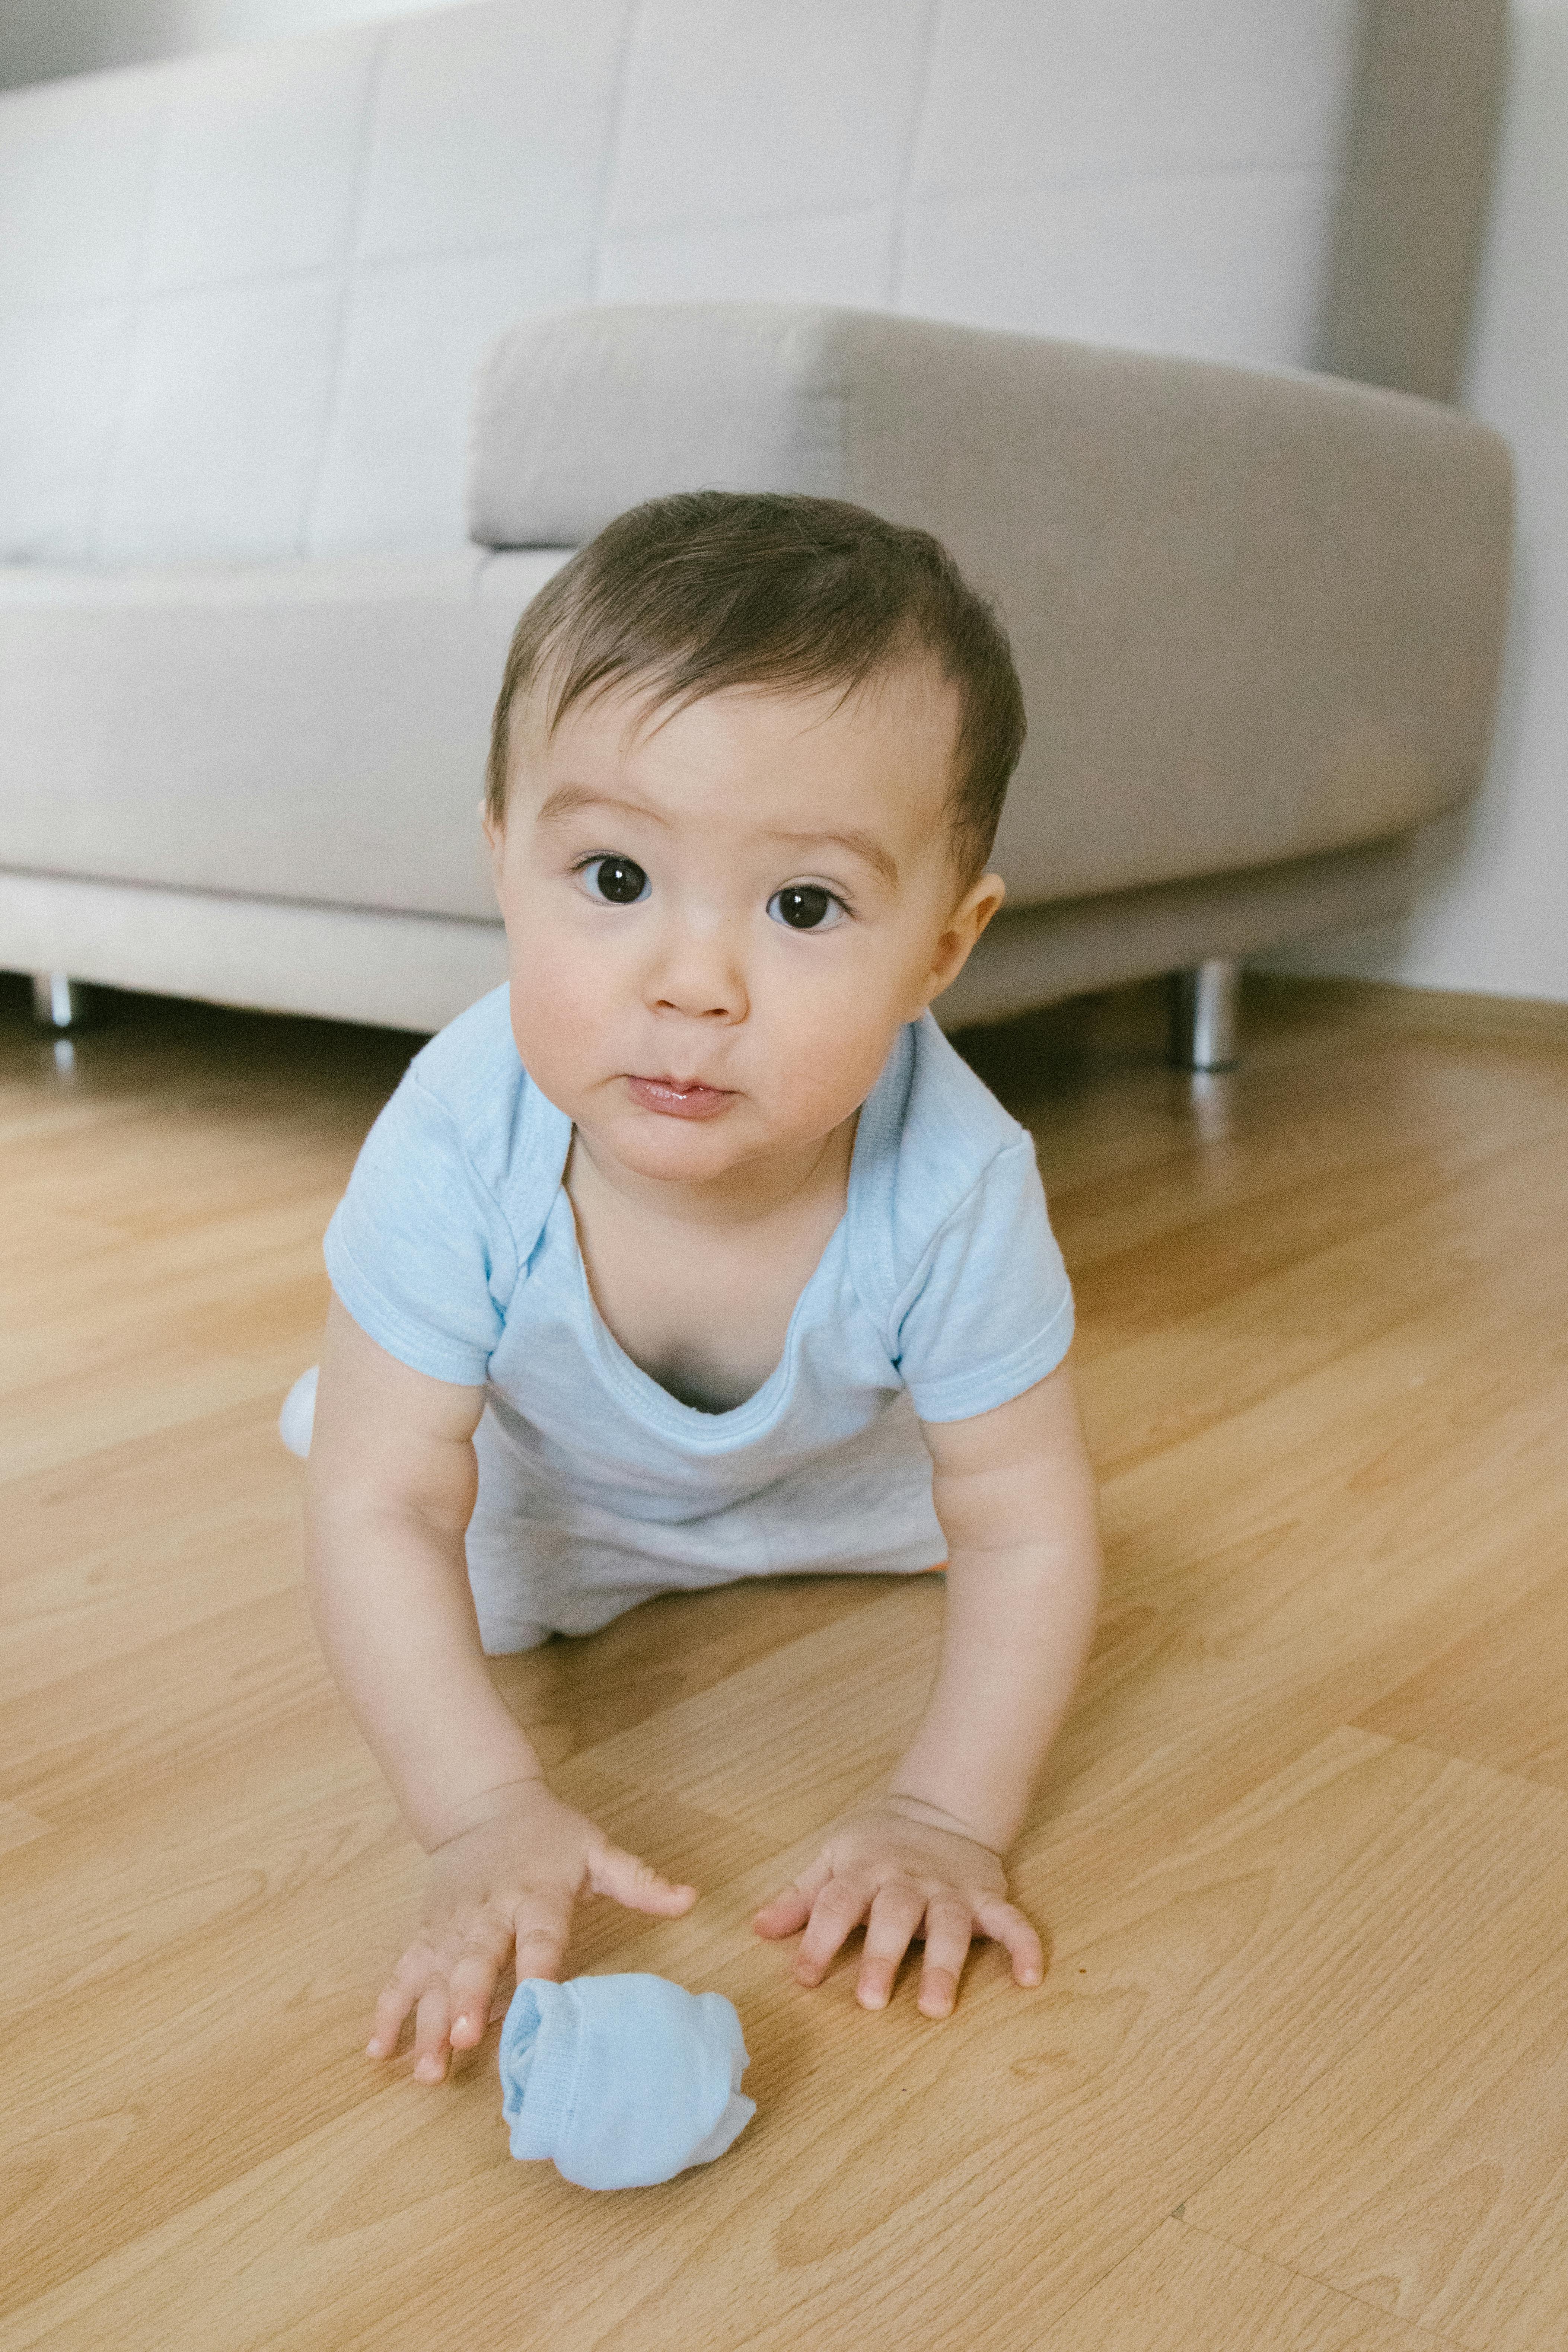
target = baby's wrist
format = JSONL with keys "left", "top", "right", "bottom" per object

{"left": 880, "top": 1787, "right": 1005, "bottom": 1856}
{"left": 421, "top": 1768, "right": 551, "bottom": 1851}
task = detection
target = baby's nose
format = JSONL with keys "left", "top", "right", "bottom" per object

{"left": 647, "top": 922, "right": 748, "bottom": 1021}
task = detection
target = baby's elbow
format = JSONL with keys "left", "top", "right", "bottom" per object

{"left": 306, "top": 1422, "right": 479, "bottom": 1548}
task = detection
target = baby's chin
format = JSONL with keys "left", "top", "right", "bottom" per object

{"left": 589, "top": 1101, "right": 765, "bottom": 1183}
{"left": 583, "top": 1096, "right": 839, "bottom": 1192}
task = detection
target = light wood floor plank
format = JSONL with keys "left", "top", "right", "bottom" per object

{"left": 7, "top": 1730, "right": 1560, "bottom": 2350}
{"left": 1358, "top": 1572, "right": 1568, "bottom": 1791}
{"left": 3, "top": 973, "right": 1566, "bottom": 2349}
{"left": 1187, "top": 1836, "right": 1568, "bottom": 2350}
{"left": 1045, "top": 2219, "right": 1457, "bottom": 2352}
{"left": 0, "top": 1410, "right": 312, "bottom": 1706}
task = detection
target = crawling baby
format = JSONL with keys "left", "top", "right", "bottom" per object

{"left": 302, "top": 490, "right": 1102, "bottom": 2085}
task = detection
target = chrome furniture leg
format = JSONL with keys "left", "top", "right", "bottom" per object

{"left": 1169, "top": 959, "right": 1240, "bottom": 1071}
{"left": 31, "top": 973, "right": 87, "bottom": 1030}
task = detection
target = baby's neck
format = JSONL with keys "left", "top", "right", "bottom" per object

{"left": 563, "top": 1117, "right": 858, "bottom": 1414}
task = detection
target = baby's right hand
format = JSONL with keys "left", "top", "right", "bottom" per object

{"left": 368, "top": 1778, "right": 697, "bottom": 2084}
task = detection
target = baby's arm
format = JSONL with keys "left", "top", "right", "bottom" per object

{"left": 754, "top": 1357, "right": 1100, "bottom": 2015}
{"left": 306, "top": 1297, "right": 695, "bottom": 2081}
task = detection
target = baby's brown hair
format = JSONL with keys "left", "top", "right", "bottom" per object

{"left": 485, "top": 491, "right": 1025, "bottom": 884}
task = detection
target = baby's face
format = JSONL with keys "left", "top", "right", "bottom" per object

{"left": 484, "top": 658, "right": 1003, "bottom": 1192}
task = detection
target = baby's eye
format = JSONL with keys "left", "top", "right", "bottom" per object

{"left": 767, "top": 885, "right": 846, "bottom": 933}
{"left": 579, "top": 855, "right": 650, "bottom": 906}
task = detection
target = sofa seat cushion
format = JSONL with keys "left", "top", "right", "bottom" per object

{"left": 0, "top": 546, "right": 565, "bottom": 918}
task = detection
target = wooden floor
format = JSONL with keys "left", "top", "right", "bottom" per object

{"left": 3, "top": 969, "right": 1567, "bottom": 2352}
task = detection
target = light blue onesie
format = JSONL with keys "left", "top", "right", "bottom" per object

{"left": 322, "top": 987, "right": 1073, "bottom": 1652}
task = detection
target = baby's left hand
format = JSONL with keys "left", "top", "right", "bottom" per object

{"left": 752, "top": 1795, "right": 1044, "bottom": 2018}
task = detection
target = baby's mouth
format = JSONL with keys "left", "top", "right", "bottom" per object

{"left": 625, "top": 1074, "right": 736, "bottom": 1121}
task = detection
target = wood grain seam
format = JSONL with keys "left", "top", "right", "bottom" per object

{"left": 1036, "top": 2212, "right": 1188, "bottom": 2336}
{"left": 1359, "top": 1726, "right": 1568, "bottom": 1796}
{"left": 1173, "top": 2214, "right": 1469, "bottom": 2348}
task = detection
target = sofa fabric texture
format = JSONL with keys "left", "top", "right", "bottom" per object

{"left": 1317, "top": 0, "right": 1508, "bottom": 402}
{"left": 0, "top": 840, "right": 1414, "bottom": 1042}
{"left": 0, "top": 549, "right": 563, "bottom": 915}
{"left": 0, "top": 0, "right": 1516, "bottom": 1030}
{"left": 473, "top": 305, "right": 1512, "bottom": 903}
{"left": 0, "top": 0, "right": 1400, "bottom": 571}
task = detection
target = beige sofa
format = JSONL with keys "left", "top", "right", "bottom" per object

{"left": 0, "top": 0, "right": 1513, "bottom": 1062}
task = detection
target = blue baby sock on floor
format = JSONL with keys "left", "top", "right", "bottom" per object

{"left": 499, "top": 1973, "right": 754, "bottom": 2190}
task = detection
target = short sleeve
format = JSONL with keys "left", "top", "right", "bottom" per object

{"left": 323, "top": 1072, "right": 520, "bottom": 1386}
{"left": 894, "top": 1136, "right": 1074, "bottom": 1423}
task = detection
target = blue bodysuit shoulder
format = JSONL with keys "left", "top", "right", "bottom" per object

{"left": 401, "top": 984, "right": 570, "bottom": 1268}
{"left": 847, "top": 1013, "right": 1035, "bottom": 1324}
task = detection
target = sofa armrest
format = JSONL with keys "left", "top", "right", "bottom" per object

{"left": 468, "top": 303, "right": 1513, "bottom": 904}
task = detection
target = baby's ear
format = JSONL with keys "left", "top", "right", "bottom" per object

{"left": 480, "top": 803, "right": 510, "bottom": 906}
{"left": 921, "top": 871, "right": 1006, "bottom": 1008}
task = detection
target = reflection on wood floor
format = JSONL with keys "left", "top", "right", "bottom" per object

{"left": 3, "top": 970, "right": 1566, "bottom": 2352}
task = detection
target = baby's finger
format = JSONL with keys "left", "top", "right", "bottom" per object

{"left": 753, "top": 1847, "right": 837, "bottom": 1939}
{"left": 367, "top": 1961, "right": 424, "bottom": 2059}
{"left": 794, "top": 1877, "right": 871, "bottom": 1986}
{"left": 412, "top": 1984, "right": 455, "bottom": 2084}
{"left": 511, "top": 1917, "right": 570, "bottom": 1985}
{"left": 446, "top": 1924, "right": 513, "bottom": 2049}
{"left": 975, "top": 1897, "right": 1046, "bottom": 1987}
{"left": 856, "top": 1885, "right": 925, "bottom": 2012}
{"left": 916, "top": 1895, "right": 976, "bottom": 2020}
{"left": 752, "top": 1885, "right": 813, "bottom": 1940}
{"left": 589, "top": 1839, "right": 698, "bottom": 1919}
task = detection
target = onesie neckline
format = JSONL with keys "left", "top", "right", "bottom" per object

{"left": 535, "top": 1041, "right": 910, "bottom": 1447}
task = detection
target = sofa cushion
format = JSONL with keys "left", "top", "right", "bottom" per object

{"left": 0, "top": 548, "right": 564, "bottom": 917}
{"left": 468, "top": 304, "right": 1513, "bottom": 903}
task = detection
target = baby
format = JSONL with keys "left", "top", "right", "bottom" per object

{"left": 304, "top": 490, "right": 1102, "bottom": 2086}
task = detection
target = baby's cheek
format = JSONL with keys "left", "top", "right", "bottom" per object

{"left": 762, "top": 979, "right": 905, "bottom": 1121}
{"left": 506, "top": 937, "right": 609, "bottom": 1094}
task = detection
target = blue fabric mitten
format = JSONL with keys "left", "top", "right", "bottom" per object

{"left": 499, "top": 1973, "right": 754, "bottom": 2190}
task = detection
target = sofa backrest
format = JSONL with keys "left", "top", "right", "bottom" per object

{"left": 0, "top": 0, "right": 1503, "bottom": 571}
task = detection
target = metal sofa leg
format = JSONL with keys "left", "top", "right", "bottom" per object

{"left": 1169, "top": 959, "right": 1240, "bottom": 1071}
{"left": 31, "top": 973, "right": 87, "bottom": 1030}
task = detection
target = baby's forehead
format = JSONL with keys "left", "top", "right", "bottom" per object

{"left": 505, "top": 660, "right": 966, "bottom": 891}
{"left": 513, "top": 649, "right": 959, "bottom": 774}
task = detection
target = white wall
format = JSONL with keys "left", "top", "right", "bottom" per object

{"left": 0, "top": 0, "right": 469, "bottom": 89}
{"left": 1275, "top": 0, "right": 1568, "bottom": 1004}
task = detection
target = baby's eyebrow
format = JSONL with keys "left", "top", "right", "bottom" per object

{"left": 535, "top": 783, "right": 670, "bottom": 829}
{"left": 535, "top": 784, "right": 899, "bottom": 888}
{"left": 766, "top": 827, "right": 900, "bottom": 890}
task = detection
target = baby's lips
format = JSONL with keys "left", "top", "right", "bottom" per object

{"left": 624, "top": 1074, "right": 736, "bottom": 1119}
